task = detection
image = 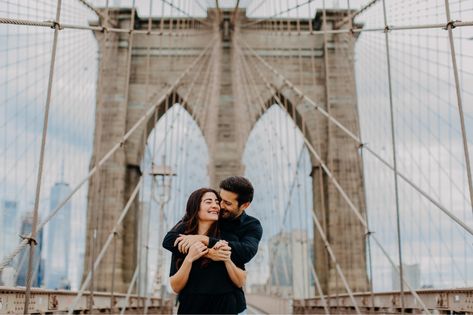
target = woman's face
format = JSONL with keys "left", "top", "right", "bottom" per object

{"left": 198, "top": 192, "right": 220, "bottom": 222}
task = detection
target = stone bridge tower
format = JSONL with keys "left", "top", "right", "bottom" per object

{"left": 84, "top": 7, "right": 369, "bottom": 295}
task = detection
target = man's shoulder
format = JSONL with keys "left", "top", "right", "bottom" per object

{"left": 240, "top": 213, "right": 262, "bottom": 231}
{"left": 242, "top": 212, "right": 261, "bottom": 224}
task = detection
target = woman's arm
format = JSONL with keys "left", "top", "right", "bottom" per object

{"left": 224, "top": 259, "right": 246, "bottom": 288}
{"left": 169, "top": 242, "right": 208, "bottom": 293}
{"left": 207, "top": 241, "right": 246, "bottom": 288}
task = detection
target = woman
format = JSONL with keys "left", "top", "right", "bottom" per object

{"left": 168, "top": 188, "right": 246, "bottom": 314}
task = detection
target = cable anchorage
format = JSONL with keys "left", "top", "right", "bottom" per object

{"left": 444, "top": 20, "right": 460, "bottom": 30}
{"left": 19, "top": 235, "right": 38, "bottom": 246}
{"left": 47, "top": 20, "right": 63, "bottom": 30}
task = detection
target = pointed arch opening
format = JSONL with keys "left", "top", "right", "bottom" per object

{"left": 242, "top": 104, "right": 315, "bottom": 299}
{"left": 138, "top": 102, "right": 210, "bottom": 295}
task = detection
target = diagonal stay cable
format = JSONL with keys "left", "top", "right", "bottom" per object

{"left": 241, "top": 0, "right": 315, "bottom": 27}
{"left": 237, "top": 37, "right": 473, "bottom": 238}
{"left": 67, "top": 177, "right": 143, "bottom": 314}
{"left": 443, "top": 0, "right": 473, "bottom": 216}
{"left": 237, "top": 42, "right": 330, "bottom": 313}
{"left": 239, "top": 40, "right": 432, "bottom": 312}
{"left": 119, "top": 265, "right": 140, "bottom": 315}
{"left": 160, "top": 0, "right": 212, "bottom": 27}
{"left": 0, "top": 36, "right": 218, "bottom": 273}
{"left": 237, "top": 40, "right": 361, "bottom": 313}
{"left": 76, "top": 0, "right": 107, "bottom": 20}
{"left": 0, "top": 17, "right": 214, "bottom": 37}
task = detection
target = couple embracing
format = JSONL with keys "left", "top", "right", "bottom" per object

{"left": 162, "top": 176, "right": 263, "bottom": 314}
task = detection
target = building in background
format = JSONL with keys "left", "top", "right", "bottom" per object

{"left": 246, "top": 242, "right": 270, "bottom": 293}
{"left": 16, "top": 212, "right": 45, "bottom": 287}
{"left": 44, "top": 179, "right": 72, "bottom": 290}
{"left": 0, "top": 200, "right": 19, "bottom": 261}
{"left": 268, "top": 230, "right": 314, "bottom": 298}
{"left": 392, "top": 264, "right": 421, "bottom": 291}
{"left": 0, "top": 200, "right": 19, "bottom": 286}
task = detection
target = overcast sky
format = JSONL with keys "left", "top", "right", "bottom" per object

{"left": 1, "top": 0, "right": 472, "bottom": 293}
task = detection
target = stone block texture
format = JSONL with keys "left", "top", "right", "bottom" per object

{"left": 84, "top": 7, "right": 369, "bottom": 295}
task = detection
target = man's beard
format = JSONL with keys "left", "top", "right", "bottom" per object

{"left": 220, "top": 209, "right": 236, "bottom": 219}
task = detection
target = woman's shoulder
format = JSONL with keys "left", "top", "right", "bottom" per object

{"left": 171, "top": 220, "right": 187, "bottom": 233}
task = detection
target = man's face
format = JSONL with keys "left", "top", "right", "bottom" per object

{"left": 219, "top": 189, "right": 243, "bottom": 219}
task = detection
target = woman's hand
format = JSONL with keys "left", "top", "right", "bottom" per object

{"left": 184, "top": 242, "right": 209, "bottom": 263}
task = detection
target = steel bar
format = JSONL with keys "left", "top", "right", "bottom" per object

{"left": 0, "top": 286, "right": 172, "bottom": 314}
{"left": 2, "top": 16, "right": 473, "bottom": 34}
{"left": 293, "top": 288, "right": 473, "bottom": 314}
{"left": 242, "top": 19, "right": 473, "bottom": 33}
{"left": 0, "top": 17, "right": 212, "bottom": 35}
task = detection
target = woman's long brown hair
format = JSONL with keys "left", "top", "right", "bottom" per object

{"left": 176, "top": 188, "right": 221, "bottom": 269}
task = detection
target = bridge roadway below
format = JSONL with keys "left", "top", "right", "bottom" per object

{"left": 1, "top": 287, "right": 472, "bottom": 314}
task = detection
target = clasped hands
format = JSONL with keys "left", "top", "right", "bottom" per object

{"left": 175, "top": 234, "right": 231, "bottom": 262}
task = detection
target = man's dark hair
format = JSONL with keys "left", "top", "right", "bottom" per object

{"left": 219, "top": 176, "right": 254, "bottom": 206}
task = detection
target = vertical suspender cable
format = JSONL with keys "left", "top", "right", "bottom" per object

{"left": 443, "top": 0, "right": 473, "bottom": 216}
{"left": 381, "top": 1, "right": 404, "bottom": 312}
{"left": 346, "top": 0, "right": 375, "bottom": 307}
{"left": 23, "top": 0, "right": 62, "bottom": 313}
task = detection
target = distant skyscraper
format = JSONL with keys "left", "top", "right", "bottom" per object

{"left": 0, "top": 200, "right": 19, "bottom": 264}
{"left": 0, "top": 200, "right": 19, "bottom": 286}
{"left": 16, "top": 212, "right": 44, "bottom": 287}
{"left": 45, "top": 180, "right": 72, "bottom": 290}
{"left": 268, "top": 230, "right": 314, "bottom": 298}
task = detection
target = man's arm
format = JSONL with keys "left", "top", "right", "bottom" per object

{"left": 162, "top": 221, "right": 185, "bottom": 255}
{"left": 228, "top": 221, "right": 263, "bottom": 265}
{"left": 163, "top": 221, "right": 211, "bottom": 254}
{"left": 209, "top": 219, "right": 263, "bottom": 266}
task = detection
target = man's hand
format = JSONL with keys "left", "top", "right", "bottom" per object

{"left": 174, "top": 234, "right": 208, "bottom": 254}
{"left": 206, "top": 242, "right": 232, "bottom": 261}
{"left": 184, "top": 242, "right": 208, "bottom": 263}
{"left": 213, "top": 240, "right": 228, "bottom": 250}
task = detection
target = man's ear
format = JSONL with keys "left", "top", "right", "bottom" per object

{"left": 240, "top": 202, "right": 251, "bottom": 211}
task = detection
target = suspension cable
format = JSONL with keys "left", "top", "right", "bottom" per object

{"left": 240, "top": 40, "right": 432, "bottom": 312}
{"left": 0, "top": 37, "right": 217, "bottom": 274}
{"left": 68, "top": 177, "right": 144, "bottom": 314}
{"left": 237, "top": 37, "right": 473, "bottom": 237}
{"left": 443, "top": 0, "right": 473, "bottom": 216}
{"left": 381, "top": 0, "right": 405, "bottom": 310}
{"left": 23, "top": 0, "right": 63, "bottom": 313}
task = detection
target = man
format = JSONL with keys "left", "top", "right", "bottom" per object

{"left": 162, "top": 176, "right": 263, "bottom": 313}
